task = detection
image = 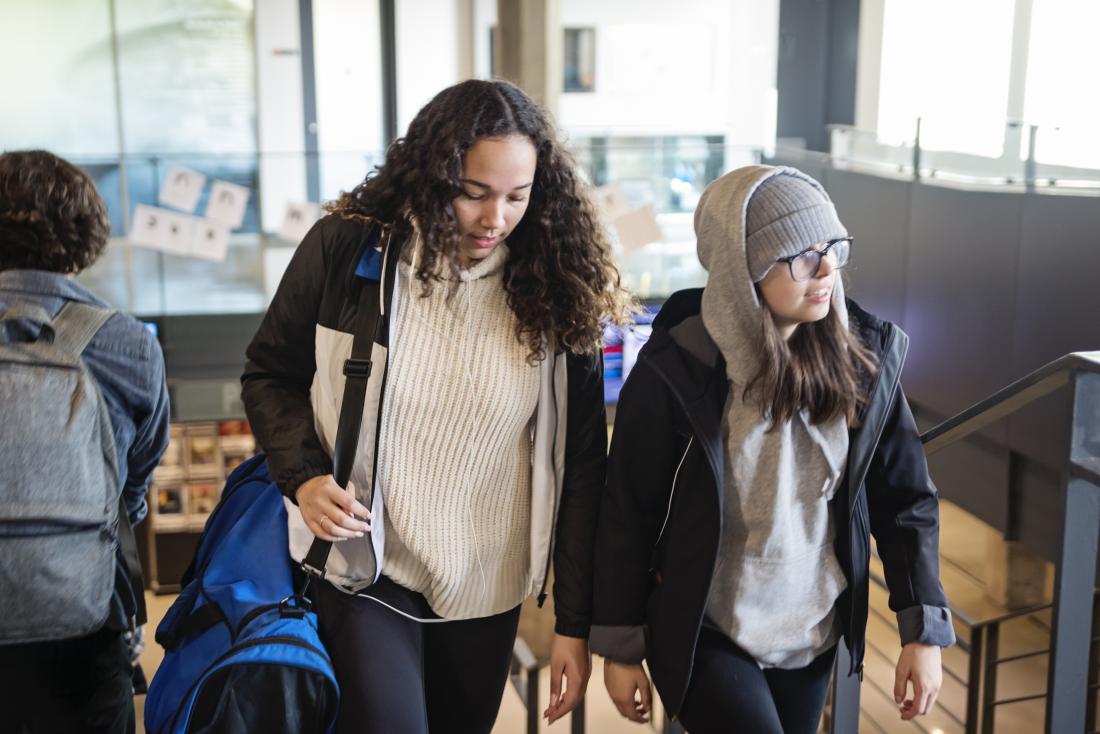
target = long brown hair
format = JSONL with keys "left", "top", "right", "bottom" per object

{"left": 746, "top": 299, "right": 879, "bottom": 429}
{"left": 326, "top": 79, "right": 634, "bottom": 360}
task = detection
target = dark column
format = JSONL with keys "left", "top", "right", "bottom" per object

{"left": 776, "top": 0, "right": 860, "bottom": 152}
{"left": 380, "top": 0, "right": 398, "bottom": 148}
{"left": 829, "top": 637, "right": 861, "bottom": 733}
{"left": 298, "top": 0, "right": 320, "bottom": 202}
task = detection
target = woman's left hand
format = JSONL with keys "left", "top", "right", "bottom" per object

{"left": 544, "top": 633, "right": 591, "bottom": 725}
{"left": 894, "top": 642, "right": 942, "bottom": 720}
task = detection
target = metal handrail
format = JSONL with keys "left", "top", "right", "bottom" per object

{"left": 827, "top": 351, "right": 1100, "bottom": 733}
{"left": 920, "top": 351, "right": 1100, "bottom": 454}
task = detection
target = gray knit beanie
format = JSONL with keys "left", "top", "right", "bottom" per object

{"left": 745, "top": 170, "right": 847, "bottom": 283}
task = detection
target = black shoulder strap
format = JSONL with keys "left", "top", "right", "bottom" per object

{"left": 118, "top": 495, "right": 148, "bottom": 627}
{"left": 300, "top": 224, "right": 397, "bottom": 582}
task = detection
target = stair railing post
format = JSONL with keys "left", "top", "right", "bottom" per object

{"left": 966, "top": 625, "right": 985, "bottom": 734}
{"left": 829, "top": 637, "right": 861, "bottom": 733}
{"left": 1045, "top": 370, "right": 1100, "bottom": 733}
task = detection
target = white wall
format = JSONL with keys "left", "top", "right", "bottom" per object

{"left": 472, "top": 0, "right": 778, "bottom": 147}
{"left": 255, "top": 0, "right": 309, "bottom": 232}
{"left": 854, "top": 0, "right": 884, "bottom": 133}
{"left": 725, "top": 0, "right": 780, "bottom": 149}
{"left": 396, "top": 0, "right": 465, "bottom": 134}
{"left": 312, "top": 0, "right": 385, "bottom": 201}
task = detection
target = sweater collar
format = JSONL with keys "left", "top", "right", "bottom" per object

{"left": 455, "top": 241, "right": 509, "bottom": 282}
{"left": 401, "top": 235, "right": 510, "bottom": 283}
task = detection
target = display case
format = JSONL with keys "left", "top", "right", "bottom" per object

{"left": 145, "top": 418, "right": 256, "bottom": 592}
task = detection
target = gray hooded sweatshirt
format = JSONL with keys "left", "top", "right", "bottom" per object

{"left": 691, "top": 165, "right": 851, "bottom": 669}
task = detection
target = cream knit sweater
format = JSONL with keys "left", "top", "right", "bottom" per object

{"left": 378, "top": 243, "right": 540, "bottom": 619}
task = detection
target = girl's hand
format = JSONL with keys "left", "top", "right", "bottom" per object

{"left": 894, "top": 642, "right": 942, "bottom": 720}
{"left": 295, "top": 475, "right": 372, "bottom": 542}
{"left": 545, "top": 634, "right": 591, "bottom": 724}
{"left": 604, "top": 659, "right": 652, "bottom": 723}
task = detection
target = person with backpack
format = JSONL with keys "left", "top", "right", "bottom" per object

{"left": 241, "top": 79, "right": 634, "bottom": 733}
{"left": 0, "top": 150, "right": 171, "bottom": 733}
{"left": 589, "top": 165, "right": 956, "bottom": 733}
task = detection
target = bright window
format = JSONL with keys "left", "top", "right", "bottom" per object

{"left": 1023, "top": 0, "right": 1100, "bottom": 168}
{"left": 876, "top": 0, "right": 1016, "bottom": 157}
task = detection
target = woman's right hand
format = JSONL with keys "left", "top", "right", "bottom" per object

{"left": 295, "top": 474, "right": 372, "bottom": 542}
{"left": 604, "top": 660, "right": 652, "bottom": 723}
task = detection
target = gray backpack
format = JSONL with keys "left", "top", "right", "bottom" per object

{"left": 0, "top": 301, "right": 144, "bottom": 643}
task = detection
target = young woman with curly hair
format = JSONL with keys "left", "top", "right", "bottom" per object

{"left": 241, "top": 79, "right": 633, "bottom": 733}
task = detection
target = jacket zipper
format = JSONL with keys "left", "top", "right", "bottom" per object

{"left": 847, "top": 330, "right": 903, "bottom": 674}
{"left": 169, "top": 634, "right": 330, "bottom": 732}
{"left": 651, "top": 436, "right": 693, "bottom": 566}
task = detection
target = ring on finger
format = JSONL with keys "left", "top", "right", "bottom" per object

{"left": 320, "top": 515, "right": 331, "bottom": 530}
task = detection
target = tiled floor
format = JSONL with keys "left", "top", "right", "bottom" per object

{"left": 134, "top": 500, "right": 1077, "bottom": 732}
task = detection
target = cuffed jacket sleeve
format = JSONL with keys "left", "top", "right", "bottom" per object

{"left": 866, "top": 384, "right": 957, "bottom": 648}
{"left": 122, "top": 338, "right": 171, "bottom": 526}
{"left": 552, "top": 350, "right": 608, "bottom": 638}
{"left": 589, "top": 357, "right": 684, "bottom": 663}
{"left": 241, "top": 219, "right": 332, "bottom": 501}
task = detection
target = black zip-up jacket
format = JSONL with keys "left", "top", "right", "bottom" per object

{"left": 241, "top": 215, "right": 607, "bottom": 636}
{"left": 590, "top": 288, "right": 954, "bottom": 714}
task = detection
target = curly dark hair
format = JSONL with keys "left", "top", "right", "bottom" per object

{"left": 0, "top": 150, "right": 110, "bottom": 274}
{"left": 327, "top": 79, "right": 634, "bottom": 359}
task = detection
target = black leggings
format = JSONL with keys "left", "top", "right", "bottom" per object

{"left": 677, "top": 626, "right": 837, "bottom": 734}
{"left": 0, "top": 627, "right": 135, "bottom": 734}
{"left": 312, "top": 576, "right": 521, "bottom": 734}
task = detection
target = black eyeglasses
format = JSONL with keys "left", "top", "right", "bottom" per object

{"left": 775, "top": 237, "right": 852, "bottom": 282}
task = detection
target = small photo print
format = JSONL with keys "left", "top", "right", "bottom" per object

{"left": 187, "top": 481, "right": 220, "bottom": 517}
{"left": 217, "top": 419, "right": 252, "bottom": 436}
{"left": 185, "top": 423, "right": 220, "bottom": 477}
{"left": 222, "top": 452, "right": 250, "bottom": 477}
{"left": 160, "top": 425, "right": 185, "bottom": 468}
{"left": 188, "top": 436, "right": 218, "bottom": 467}
{"left": 155, "top": 484, "right": 186, "bottom": 515}
{"left": 152, "top": 483, "right": 188, "bottom": 531}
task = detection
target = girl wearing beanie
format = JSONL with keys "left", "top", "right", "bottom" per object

{"left": 590, "top": 165, "right": 954, "bottom": 732}
{"left": 241, "top": 80, "right": 633, "bottom": 732}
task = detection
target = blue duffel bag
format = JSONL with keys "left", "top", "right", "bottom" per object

{"left": 144, "top": 455, "right": 339, "bottom": 733}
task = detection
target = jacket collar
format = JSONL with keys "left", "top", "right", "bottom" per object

{"left": 642, "top": 289, "right": 909, "bottom": 516}
{"left": 0, "top": 269, "right": 109, "bottom": 307}
{"left": 639, "top": 317, "right": 729, "bottom": 514}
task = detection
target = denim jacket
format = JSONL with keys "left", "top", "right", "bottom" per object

{"left": 0, "top": 269, "right": 171, "bottom": 632}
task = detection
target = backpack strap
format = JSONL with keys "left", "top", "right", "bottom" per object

{"left": 0, "top": 302, "right": 56, "bottom": 344}
{"left": 118, "top": 496, "right": 148, "bottom": 627}
{"left": 53, "top": 301, "right": 148, "bottom": 628}
{"left": 301, "top": 223, "right": 397, "bottom": 583}
{"left": 51, "top": 301, "right": 116, "bottom": 355}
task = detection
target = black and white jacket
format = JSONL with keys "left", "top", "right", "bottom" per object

{"left": 589, "top": 288, "right": 955, "bottom": 714}
{"left": 241, "top": 215, "right": 607, "bottom": 636}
